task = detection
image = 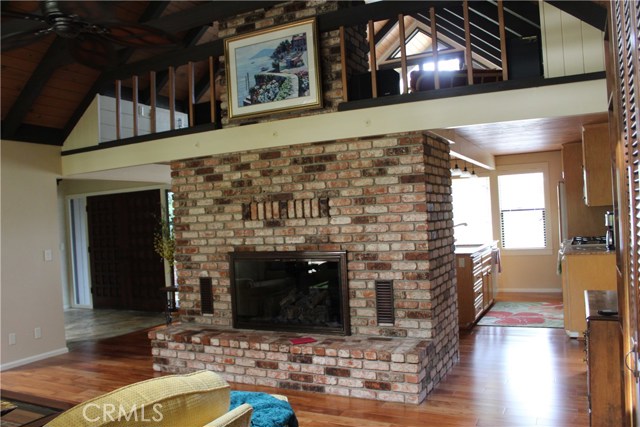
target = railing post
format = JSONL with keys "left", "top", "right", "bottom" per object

{"left": 149, "top": 71, "right": 157, "bottom": 134}
{"left": 209, "top": 56, "right": 217, "bottom": 124}
{"left": 398, "top": 14, "right": 408, "bottom": 94}
{"left": 367, "top": 20, "right": 378, "bottom": 98}
{"left": 132, "top": 75, "right": 138, "bottom": 137}
{"left": 463, "top": 0, "right": 474, "bottom": 85}
{"left": 339, "top": 26, "right": 349, "bottom": 102}
{"left": 115, "top": 79, "right": 121, "bottom": 140}
{"left": 497, "top": 0, "right": 509, "bottom": 81}
{"left": 429, "top": 7, "right": 440, "bottom": 90}
{"left": 169, "top": 66, "right": 175, "bottom": 130}
{"left": 188, "top": 62, "right": 195, "bottom": 128}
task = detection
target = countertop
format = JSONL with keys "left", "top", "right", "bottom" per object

{"left": 560, "top": 240, "right": 614, "bottom": 256}
{"left": 454, "top": 241, "right": 498, "bottom": 255}
{"left": 585, "top": 290, "right": 619, "bottom": 321}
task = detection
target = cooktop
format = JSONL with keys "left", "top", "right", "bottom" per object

{"left": 571, "top": 236, "right": 606, "bottom": 246}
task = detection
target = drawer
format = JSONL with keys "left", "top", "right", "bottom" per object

{"left": 474, "top": 295, "right": 484, "bottom": 316}
{"left": 472, "top": 263, "right": 484, "bottom": 276}
{"left": 473, "top": 280, "right": 483, "bottom": 299}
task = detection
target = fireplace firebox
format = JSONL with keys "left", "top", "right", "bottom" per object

{"left": 229, "top": 251, "right": 350, "bottom": 335}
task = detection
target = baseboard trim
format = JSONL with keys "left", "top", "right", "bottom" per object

{"left": 498, "top": 288, "right": 562, "bottom": 293}
{"left": 0, "top": 347, "right": 69, "bottom": 371}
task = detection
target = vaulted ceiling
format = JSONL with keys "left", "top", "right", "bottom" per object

{"left": 1, "top": 1, "right": 607, "bottom": 153}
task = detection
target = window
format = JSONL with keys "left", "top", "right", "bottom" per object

{"left": 452, "top": 177, "right": 493, "bottom": 244}
{"left": 498, "top": 171, "right": 548, "bottom": 250}
{"left": 422, "top": 58, "right": 460, "bottom": 71}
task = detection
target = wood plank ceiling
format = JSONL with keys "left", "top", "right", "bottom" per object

{"left": 1, "top": 1, "right": 607, "bottom": 156}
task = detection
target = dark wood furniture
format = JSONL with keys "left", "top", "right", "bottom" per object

{"left": 584, "top": 290, "right": 624, "bottom": 427}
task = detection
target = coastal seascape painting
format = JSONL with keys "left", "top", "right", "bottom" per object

{"left": 225, "top": 18, "right": 322, "bottom": 119}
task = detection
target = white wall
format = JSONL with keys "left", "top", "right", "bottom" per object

{"left": 99, "top": 95, "right": 189, "bottom": 143}
{"left": 1, "top": 140, "right": 68, "bottom": 370}
{"left": 539, "top": 1, "right": 605, "bottom": 78}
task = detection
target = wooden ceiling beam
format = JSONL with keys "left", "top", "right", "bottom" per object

{"left": 142, "top": 1, "right": 280, "bottom": 33}
{"left": 374, "top": 19, "right": 398, "bottom": 45}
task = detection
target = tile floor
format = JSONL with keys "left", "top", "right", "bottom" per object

{"left": 64, "top": 308, "right": 165, "bottom": 343}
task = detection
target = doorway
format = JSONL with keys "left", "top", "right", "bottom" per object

{"left": 68, "top": 189, "right": 166, "bottom": 312}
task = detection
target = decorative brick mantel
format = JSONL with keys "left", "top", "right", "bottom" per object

{"left": 149, "top": 325, "right": 435, "bottom": 404}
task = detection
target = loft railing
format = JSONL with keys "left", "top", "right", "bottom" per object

{"left": 102, "top": 0, "right": 525, "bottom": 143}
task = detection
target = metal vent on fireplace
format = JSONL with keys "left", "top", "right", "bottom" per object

{"left": 200, "top": 277, "right": 214, "bottom": 315}
{"left": 375, "top": 280, "right": 394, "bottom": 325}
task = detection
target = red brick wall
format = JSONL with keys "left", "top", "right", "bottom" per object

{"left": 216, "top": 1, "right": 366, "bottom": 125}
{"left": 171, "top": 132, "right": 457, "bottom": 375}
{"left": 168, "top": 0, "right": 459, "bottom": 390}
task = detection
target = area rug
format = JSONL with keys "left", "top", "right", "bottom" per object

{"left": 0, "top": 398, "right": 61, "bottom": 427}
{"left": 477, "top": 301, "right": 564, "bottom": 328}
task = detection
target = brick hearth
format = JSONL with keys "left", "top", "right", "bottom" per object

{"left": 149, "top": 326, "right": 435, "bottom": 404}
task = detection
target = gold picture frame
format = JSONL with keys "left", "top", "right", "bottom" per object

{"left": 224, "top": 18, "right": 322, "bottom": 119}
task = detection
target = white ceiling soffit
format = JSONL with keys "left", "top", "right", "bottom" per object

{"left": 429, "top": 129, "right": 496, "bottom": 170}
{"left": 64, "top": 164, "right": 171, "bottom": 184}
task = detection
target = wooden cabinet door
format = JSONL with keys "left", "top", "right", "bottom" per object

{"left": 582, "top": 123, "right": 613, "bottom": 206}
{"left": 87, "top": 190, "right": 165, "bottom": 311}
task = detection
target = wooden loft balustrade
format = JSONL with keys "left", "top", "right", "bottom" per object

{"left": 110, "top": 56, "right": 221, "bottom": 142}
{"left": 101, "top": 1, "right": 540, "bottom": 143}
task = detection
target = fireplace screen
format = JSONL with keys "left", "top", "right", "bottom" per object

{"left": 229, "top": 251, "right": 350, "bottom": 335}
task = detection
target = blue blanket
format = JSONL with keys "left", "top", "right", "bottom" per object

{"left": 229, "top": 391, "right": 298, "bottom": 427}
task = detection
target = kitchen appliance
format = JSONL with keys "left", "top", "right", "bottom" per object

{"left": 570, "top": 236, "right": 607, "bottom": 246}
{"left": 605, "top": 211, "right": 615, "bottom": 250}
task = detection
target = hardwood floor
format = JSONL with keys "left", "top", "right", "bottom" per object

{"left": 1, "top": 292, "right": 587, "bottom": 426}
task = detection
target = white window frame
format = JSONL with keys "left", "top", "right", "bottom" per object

{"left": 495, "top": 163, "right": 553, "bottom": 256}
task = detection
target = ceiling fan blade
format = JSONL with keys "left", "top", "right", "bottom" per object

{"left": 1, "top": 1, "right": 41, "bottom": 17}
{"left": 68, "top": 35, "right": 116, "bottom": 70}
{"left": 1, "top": 27, "right": 51, "bottom": 51}
{"left": 56, "top": 1, "right": 117, "bottom": 23}
{"left": 1, "top": 9, "right": 45, "bottom": 23}
{"left": 99, "top": 23, "right": 179, "bottom": 48}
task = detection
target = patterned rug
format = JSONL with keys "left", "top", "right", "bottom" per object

{"left": 477, "top": 301, "right": 564, "bottom": 328}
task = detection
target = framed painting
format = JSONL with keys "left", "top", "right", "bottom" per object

{"left": 224, "top": 18, "right": 322, "bottom": 119}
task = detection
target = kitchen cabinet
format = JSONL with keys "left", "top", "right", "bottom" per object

{"left": 582, "top": 123, "right": 613, "bottom": 206}
{"left": 560, "top": 246, "right": 616, "bottom": 337}
{"left": 561, "top": 142, "right": 611, "bottom": 238}
{"left": 584, "top": 290, "right": 624, "bottom": 427}
{"left": 455, "top": 242, "right": 499, "bottom": 329}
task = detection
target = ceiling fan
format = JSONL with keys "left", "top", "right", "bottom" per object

{"left": 1, "top": 0, "right": 179, "bottom": 69}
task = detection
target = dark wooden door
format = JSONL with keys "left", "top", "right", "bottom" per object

{"left": 87, "top": 190, "right": 165, "bottom": 311}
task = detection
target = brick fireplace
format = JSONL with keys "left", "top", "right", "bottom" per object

{"left": 150, "top": 131, "right": 459, "bottom": 403}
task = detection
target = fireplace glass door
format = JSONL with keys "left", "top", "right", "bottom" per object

{"left": 229, "top": 251, "right": 350, "bottom": 335}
